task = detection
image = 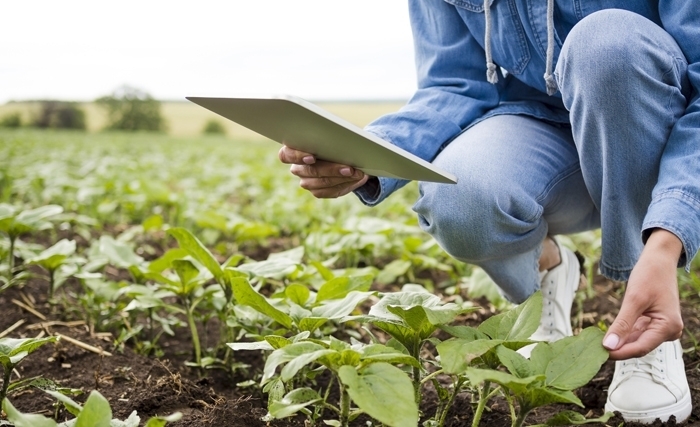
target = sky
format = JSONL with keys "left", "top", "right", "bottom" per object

{"left": 0, "top": 1, "right": 417, "bottom": 104}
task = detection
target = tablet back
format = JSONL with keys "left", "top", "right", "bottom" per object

{"left": 186, "top": 95, "right": 457, "bottom": 184}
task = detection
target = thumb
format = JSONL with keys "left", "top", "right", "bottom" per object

{"left": 603, "top": 301, "right": 642, "bottom": 351}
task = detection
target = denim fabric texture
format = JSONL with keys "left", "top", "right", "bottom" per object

{"left": 354, "top": 0, "right": 700, "bottom": 298}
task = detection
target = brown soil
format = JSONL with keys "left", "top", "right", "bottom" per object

{"left": 2, "top": 256, "right": 700, "bottom": 426}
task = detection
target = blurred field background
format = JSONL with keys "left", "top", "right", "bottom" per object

{"left": 0, "top": 100, "right": 405, "bottom": 138}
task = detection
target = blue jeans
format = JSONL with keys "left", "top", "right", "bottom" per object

{"left": 413, "top": 10, "right": 691, "bottom": 303}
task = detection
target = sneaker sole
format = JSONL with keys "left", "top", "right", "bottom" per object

{"left": 605, "top": 391, "right": 692, "bottom": 424}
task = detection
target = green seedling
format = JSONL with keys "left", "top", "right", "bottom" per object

{"left": 2, "top": 389, "right": 182, "bottom": 427}
{"left": 26, "top": 239, "right": 79, "bottom": 300}
{"left": 248, "top": 336, "right": 419, "bottom": 427}
{"left": 346, "top": 285, "right": 477, "bottom": 404}
{"left": 230, "top": 271, "right": 375, "bottom": 339}
{"left": 0, "top": 336, "right": 58, "bottom": 403}
{"left": 436, "top": 292, "right": 610, "bottom": 427}
{"left": 463, "top": 327, "right": 610, "bottom": 427}
{"left": 0, "top": 204, "right": 63, "bottom": 281}
{"left": 436, "top": 292, "right": 543, "bottom": 426}
{"left": 119, "top": 283, "right": 183, "bottom": 355}
{"left": 145, "top": 258, "right": 219, "bottom": 367}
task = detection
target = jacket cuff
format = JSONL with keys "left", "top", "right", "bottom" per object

{"left": 642, "top": 190, "right": 700, "bottom": 271}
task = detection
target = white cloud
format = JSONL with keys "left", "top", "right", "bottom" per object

{"left": 0, "top": 0, "right": 416, "bottom": 103}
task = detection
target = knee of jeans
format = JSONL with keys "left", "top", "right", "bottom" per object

{"left": 557, "top": 10, "right": 660, "bottom": 100}
{"left": 414, "top": 180, "right": 541, "bottom": 264}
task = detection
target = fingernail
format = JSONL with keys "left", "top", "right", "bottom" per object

{"left": 603, "top": 333, "right": 620, "bottom": 350}
{"left": 303, "top": 156, "right": 315, "bottom": 164}
{"left": 340, "top": 167, "right": 353, "bottom": 177}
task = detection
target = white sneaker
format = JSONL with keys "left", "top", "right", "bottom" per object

{"left": 605, "top": 339, "right": 692, "bottom": 424}
{"left": 519, "top": 241, "right": 580, "bottom": 357}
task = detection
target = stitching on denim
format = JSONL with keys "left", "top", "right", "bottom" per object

{"left": 442, "top": 0, "right": 490, "bottom": 13}
{"left": 653, "top": 189, "right": 700, "bottom": 211}
{"left": 534, "top": 162, "right": 581, "bottom": 205}
{"left": 507, "top": 0, "right": 530, "bottom": 74}
{"left": 445, "top": 0, "right": 530, "bottom": 74}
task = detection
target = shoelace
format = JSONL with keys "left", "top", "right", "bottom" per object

{"left": 618, "top": 347, "right": 666, "bottom": 382}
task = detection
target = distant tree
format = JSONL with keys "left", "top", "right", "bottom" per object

{"left": 0, "top": 112, "right": 22, "bottom": 128}
{"left": 202, "top": 119, "right": 226, "bottom": 135}
{"left": 32, "top": 101, "right": 86, "bottom": 130}
{"left": 96, "top": 86, "right": 166, "bottom": 132}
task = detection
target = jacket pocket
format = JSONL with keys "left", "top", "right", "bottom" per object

{"left": 444, "top": 0, "right": 531, "bottom": 75}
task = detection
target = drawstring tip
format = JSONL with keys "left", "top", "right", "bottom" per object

{"left": 544, "top": 73, "right": 558, "bottom": 96}
{"left": 487, "top": 63, "right": 499, "bottom": 84}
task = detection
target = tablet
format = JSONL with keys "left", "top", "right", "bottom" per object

{"left": 186, "top": 95, "right": 457, "bottom": 184}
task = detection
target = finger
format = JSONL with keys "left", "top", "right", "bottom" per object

{"left": 607, "top": 328, "right": 669, "bottom": 360}
{"left": 278, "top": 145, "right": 316, "bottom": 165}
{"left": 307, "top": 175, "right": 370, "bottom": 199}
{"left": 299, "top": 172, "right": 366, "bottom": 192}
{"left": 602, "top": 293, "right": 645, "bottom": 351}
{"left": 290, "top": 161, "right": 363, "bottom": 180}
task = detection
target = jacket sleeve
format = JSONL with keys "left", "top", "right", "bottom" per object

{"left": 354, "top": 0, "right": 501, "bottom": 206}
{"left": 642, "top": 2, "right": 700, "bottom": 269}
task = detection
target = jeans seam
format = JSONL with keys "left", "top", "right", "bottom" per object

{"left": 534, "top": 163, "right": 581, "bottom": 207}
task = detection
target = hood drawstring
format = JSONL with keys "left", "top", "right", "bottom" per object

{"left": 543, "top": 0, "right": 558, "bottom": 95}
{"left": 484, "top": 0, "right": 499, "bottom": 84}
{"left": 483, "top": 0, "right": 558, "bottom": 95}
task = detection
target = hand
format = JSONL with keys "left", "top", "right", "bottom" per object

{"left": 603, "top": 229, "right": 684, "bottom": 359}
{"left": 278, "top": 145, "right": 370, "bottom": 199}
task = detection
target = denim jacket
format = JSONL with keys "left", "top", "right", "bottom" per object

{"left": 356, "top": 0, "right": 700, "bottom": 208}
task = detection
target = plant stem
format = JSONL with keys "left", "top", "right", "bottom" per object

{"left": 438, "top": 377, "right": 465, "bottom": 427}
{"left": 471, "top": 380, "right": 491, "bottom": 427}
{"left": 339, "top": 382, "right": 351, "bottom": 427}
{"left": 48, "top": 269, "right": 55, "bottom": 301}
{"left": 186, "top": 306, "right": 201, "bottom": 366}
{"left": 421, "top": 369, "right": 444, "bottom": 385}
{"left": 513, "top": 407, "right": 531, "bottom": 427}
{"left": 7, "top": 236, "right": 15, "bottom": 279}
{"left": 1, "top": 365, "right": 12, "bottom": 403}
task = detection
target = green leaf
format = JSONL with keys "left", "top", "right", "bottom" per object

{"left": 436, "top": 339, "right": 503, "bottom": 374}
{"left": 496, "top": 345, "right": 532, "bottom": 378}
{"left": 464, "top": 367, "right": 543, "bottom": 396}
{"left": 227, "top": 341, "right": 274, "bottom": 351}
{"left": 231, "top": 277, "right": 293, "bottom": 329}
{"left": 263, "top": 342, "right": 327, "bottom": 383}
{"left": 98, "top": 236, "right": 144, "bottom": 268}
{"left": 525, "top": 387, "right": 583, "bottom": 408}
{"left": 360, "top": 344, "right": 420, "bottom": 367}
{"left": 172, "top": 259, "right": 201, "bottom": 286}
{"left": 269, "top": 388, "right": 322, "bottom": 419}
{"left": 167, "top": 227, "right": 223, "bottom": 280}
{"left": 0, "top": 336, "right": 58, "bottom": 370}
{"left": 545, "top": 327, "right": 608, "bottom": 390}
{"left": 338, "top": 363, "right": 418, "bottom": 427}
{"left": 375, "top": 259, "right": 411, "bottom": 285}
{"left": 144, "top": 412, "right": 183, "bottom": 427}
{"left": 478, "top": 291, "right": 541, "bottom": 340}
{"left": 544, "top": 410, "right": 614, "bottom": 426}
{"left": 311, "top": 291, "right": 375, "bottom": 319}
{"left": 439, "top": 325, "right": 486, "bottom": 340}
{"left": 74, "top": 391, "right": 112, "bottom": 427}
{"left": 280, "top": 349, "right": 335, "bottom": 382}
{"left": 26, "top": 239, "right": 76, "bottom": 271}
{"left": 147, "top": 248, "right": 189, "bottom": 273}
{"left": 285, "top": 284, "right": 310, "bottom": 306}
{"left": 45, "top": 390, "right": 83, "bottom": 417}
{"left": 297, "top": 317, "right": 328, "bottom": 333}
{"left": 2, "top": 398, "right": 58, "bottom": 427}
{"left": 315, "top": 275, "right": 372, "bottom": 303}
